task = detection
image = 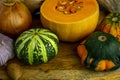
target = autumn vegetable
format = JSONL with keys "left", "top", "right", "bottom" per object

{"left": 97, "top": 13, "right": 120, "bottom": 41}
{"left": 7, "top": 63, "right": 23, "bottom": 80}
{"left": 97, "top": 0, "right": 120, "bottom": 12}
{"left": 0, "top": 33, "right": 14, "bottom": 66}
{"left": 15, "top": 28, "right": 59, "bottom": 65}
{"left": 40, "top": 0, "right": 99, "bottom": 42}
{"left": 0, "top": 0, "right": 32, "bottom": 38}
{"left": 77, "top": 32, "right": 120, "bottom": 71}
{"left": 20, "top": 0, "right": 44, "bottom": 13}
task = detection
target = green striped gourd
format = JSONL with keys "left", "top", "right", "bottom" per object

{"left": 15, "top": 28, "right": 59, "bottom": 65}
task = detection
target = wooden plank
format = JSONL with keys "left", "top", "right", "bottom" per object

{"left": 1, "top": 42, "right": 120, "bottom": 80}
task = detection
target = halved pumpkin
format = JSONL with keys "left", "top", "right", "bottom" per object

{"left": 40, "top": 0, "right": 99, "bottom": 42}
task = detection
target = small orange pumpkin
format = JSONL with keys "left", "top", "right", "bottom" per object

{"left": 97, "top": 13, "right": 120, "bottom": 41}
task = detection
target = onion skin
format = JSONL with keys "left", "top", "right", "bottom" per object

{"left": 0, "top": 0, "right": 32, "bottom": 38}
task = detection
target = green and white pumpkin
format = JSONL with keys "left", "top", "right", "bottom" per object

{"left": 15, "top": 28, "right": 59, "bottom": 65}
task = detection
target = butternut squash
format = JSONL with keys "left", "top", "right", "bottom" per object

{"left": 40, "top": 0, "right": 99, "bottom": 42}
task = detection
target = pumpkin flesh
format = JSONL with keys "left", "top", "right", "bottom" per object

{"left": 40, "top": 0, "right": 99, "bottom": 42}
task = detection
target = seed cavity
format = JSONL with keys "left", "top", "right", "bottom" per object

{"left": 56, "top": 0, "right": 83, "bottom": 15}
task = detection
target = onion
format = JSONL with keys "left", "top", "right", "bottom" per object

{"left": 20, "top": 0, "right": 44, "bottom": 13}
{"left": 0, "top": 33, "right": 14, "bottom": 66}
{"left": 0, "top": 0, "right": 32, "bottom": 38}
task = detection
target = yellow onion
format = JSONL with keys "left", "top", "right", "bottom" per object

{"left": 20, "top": 0, "right": 44, "bottom": 13}
{"left": 0, "top": 0, "right": 32, "bottom": 38}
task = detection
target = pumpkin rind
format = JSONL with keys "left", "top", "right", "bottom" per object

{"left": 40, "top": 0, "right": 99, "bottom": 42}
{"left": 77, "top": 32, "right": 120, "bottom": 71}
{"left": 97, "top": 13, "right": 120, "bottom": 41}
{"left": 15, "top": 28, "right": 59, "bottom": 65}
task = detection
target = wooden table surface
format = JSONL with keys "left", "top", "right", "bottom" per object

{"left": 1, "top": 41, "right": 120, "bottom": 80}
{"left": 1, "top": 9, "right": 120, "bottom": 80}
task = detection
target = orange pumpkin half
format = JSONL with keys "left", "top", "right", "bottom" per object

{"left": 40, "top": 0, "right": 99, "bottom": 42}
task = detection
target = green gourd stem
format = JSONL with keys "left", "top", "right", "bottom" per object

{"left": 112, "top": 17, "right": 118, "bottom": 22}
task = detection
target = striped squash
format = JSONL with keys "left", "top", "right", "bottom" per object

{"left": 15, "top": 28, "right": 59, "bottom": 65}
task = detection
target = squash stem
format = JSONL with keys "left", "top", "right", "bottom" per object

{"left": 112, "top": 17, "right": 118, "bottom": 22}
{"left": 98, "top": 36, "right": 107, "bottom": 42}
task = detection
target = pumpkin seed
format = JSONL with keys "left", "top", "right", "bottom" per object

{"left": 74, "top": 2, "right": 83, "bottom": 9}
{"left": 56, "top": 6, "right": 65, "bottom": 12}
{"left": 59, "top": 0, "right": 68, "bottom": 5}
{"left": 70, "top": 6, "right": 77, "bottom": 13}
{"left": 69, "top": 0, "right": 75, "bottom": 5}
{"left": 56, "top": 0, "right": 84, "bottom": 14}
{"left": 64, "top": 11, "right": 70, "bottom": 14}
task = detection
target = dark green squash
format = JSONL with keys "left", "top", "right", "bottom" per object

{"left": 77, "top": 32, "right": 120, "bottom": 71}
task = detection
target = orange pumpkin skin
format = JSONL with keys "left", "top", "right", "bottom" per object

{"left": 77, "top": 44, "right": 88, "bottom": 65}
{"left": 97, "top": 13, "right": 120, "bottom": 41}
{"left": 40, "top": 0, "right": 99, "bottom": 42}
{"left": 95, "top": 60, "right": 115, "bottom": 71}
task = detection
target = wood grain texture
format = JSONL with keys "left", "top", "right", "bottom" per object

{"left": 1, "top": 42, "right": 120, "bottom": 80}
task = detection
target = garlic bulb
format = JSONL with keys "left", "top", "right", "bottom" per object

{"left": 0, "top": 33, "right": 14, "bottom": 66}
{"left": 97, "top": 0, "right": 120, "bottom": 12}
